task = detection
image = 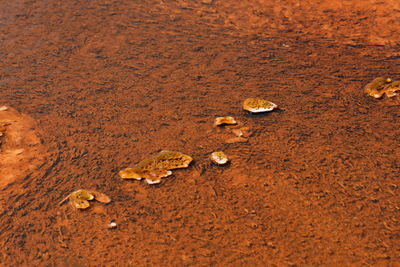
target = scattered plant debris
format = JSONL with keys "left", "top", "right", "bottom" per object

{"left": 69, "top": 189, "right": 94, "bottom": 209}
{"left": 60, "top": 189, "right": 111, "bottom": 210}
{"left": 90, "top": 190, "right": 111, "bottom": 203}
{"left": 364, "top": 77, "right": 400, "bottom": 98}
{"left": 119, "top": 150, "right": 193, "bottom": 184}
{"left": 210, "top": 151, "right": 229, "bottom": 165}
{"left": 214, "top": 116, "right": 237, "bottom": 126}
{"left": 243, "top": 98, "right": 278, "bottom": 113}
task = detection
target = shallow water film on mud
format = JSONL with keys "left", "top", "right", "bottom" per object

{"left": 0, "top": 0, "right": 399, "bottom": 266}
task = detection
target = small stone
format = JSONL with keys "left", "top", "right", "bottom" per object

{"left": 108, "top": 221, "right": 117, "bottom": 229}
{"left": 210, "top": 151, "right": 229, "bottom": 165}
{"left": 0, "top": 106, "right": 8, "bottom": 111}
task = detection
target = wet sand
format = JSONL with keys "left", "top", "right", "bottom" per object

{"left": 0, "top": 0, "right": 399, "bottom": 265}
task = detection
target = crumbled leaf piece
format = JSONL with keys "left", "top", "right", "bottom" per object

{"left": 210, "top": 151, "right": 229, "bottom": 165}
{"left": 72, "top": 198, "right": 91, "bottom": 209}
{"left": 385, "top": 81, "right": 400, "bottom": 98}
{"left": 90, "top": 191, "right": 111, "bottom": 203}
{"left": 157, "top": 150, "right": 193, "bottom": 169}
{"left": 243, "top": 98, "right": 278, "bottom": 113}
{"left": 61, "top": 189, "right": 111, "bottom": 209}
{"left": 144, "top": 169, "right": 172, "bottom": 184}
{"left": 214, "top": 116, "right": 237, "bottom": 126}
{"left": 65, "top": 189, "right": 96, "bottom": 210}
{"left": 364, "top": 77, "right": 392, "bottom": 98}
{"left": 119, "top": 168, "right": 142, "bottom": 180}
{"left": 119, "top": 151, "right": 192, "bottom": 184}
{"left": 70, "top": 189, "right": 94, "bottom": 201}
{"left": 364, "top": 77, "right": 400, "bottom": 99}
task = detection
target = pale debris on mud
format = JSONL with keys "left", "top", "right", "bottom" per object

{"left": 243, "top": 98, "right": 278, "bottom": 113}
{"left": 119, "top": 150, "right": 193, "bottom": 185}
{"left": 210, "top": 151, "right": 229, "bottom": 165}
{"left": 61, "top": 189, "right": 111, "bottom": 210}
{"left": 364, "top": 77, "right": 400, "bottom": 99}
{"left": 214, "top": 116, "right": 238, "bottom": 126}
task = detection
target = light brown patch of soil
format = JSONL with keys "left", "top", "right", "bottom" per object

{"left": 0, "top": 107, "right": 47, "bottom": 189}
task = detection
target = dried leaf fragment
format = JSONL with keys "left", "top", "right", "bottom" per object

{"left": 118, "top": 168, "right": 142, "bottom": 180}
{"left": 243, "top": 98, "right": 278, "bottom": 113}
{"left": 90, "top": 190, "right": 111, "bottom": 203}
{"left": 62, "top": 189, "right": 111, "bottom": 209}
{"left": 70, "top": 189, "right": 94, "bottom": 201}
{"left": 214, "top": 116, "right": 237, "bottom": 126}
{"left": 364, "top": 77, "right": 400, "bottom": 99}
{"left": 69, "top": 189, "right": 94, "bottom": 209}
{"left": 119, "top": 150, "right": 192, "bottom": 185}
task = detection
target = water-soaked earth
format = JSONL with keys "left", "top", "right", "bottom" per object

{"left": 0, "top": 0, "right": 399, "bottom": 265}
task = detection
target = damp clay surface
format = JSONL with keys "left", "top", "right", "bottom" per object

{"left": 1, "top": 0, "right": 400, "bottom": 266}
{"left": 0, "top": 107, "right": 47, "bottom": 189}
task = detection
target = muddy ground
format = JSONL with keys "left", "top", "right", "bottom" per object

{"left": 0, "top": 0, "right": 399, "bottom": 266}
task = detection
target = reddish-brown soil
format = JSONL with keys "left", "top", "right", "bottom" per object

{"left": 0, "top": 107, "right": 47, "bottom": 189}
{"left": 1, "top": 0, "right": 399, "bottom": 266}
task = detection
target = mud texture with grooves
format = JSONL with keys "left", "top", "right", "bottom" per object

{"left": 0, "top": 0, "right": 399, "bottom": 266}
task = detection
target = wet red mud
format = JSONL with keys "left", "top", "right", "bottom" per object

{"left": 0, "top": 0, "right": 400, "bottom": 266}
{"left": 0, "top": 107, "right": 48, "bottom": 189}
